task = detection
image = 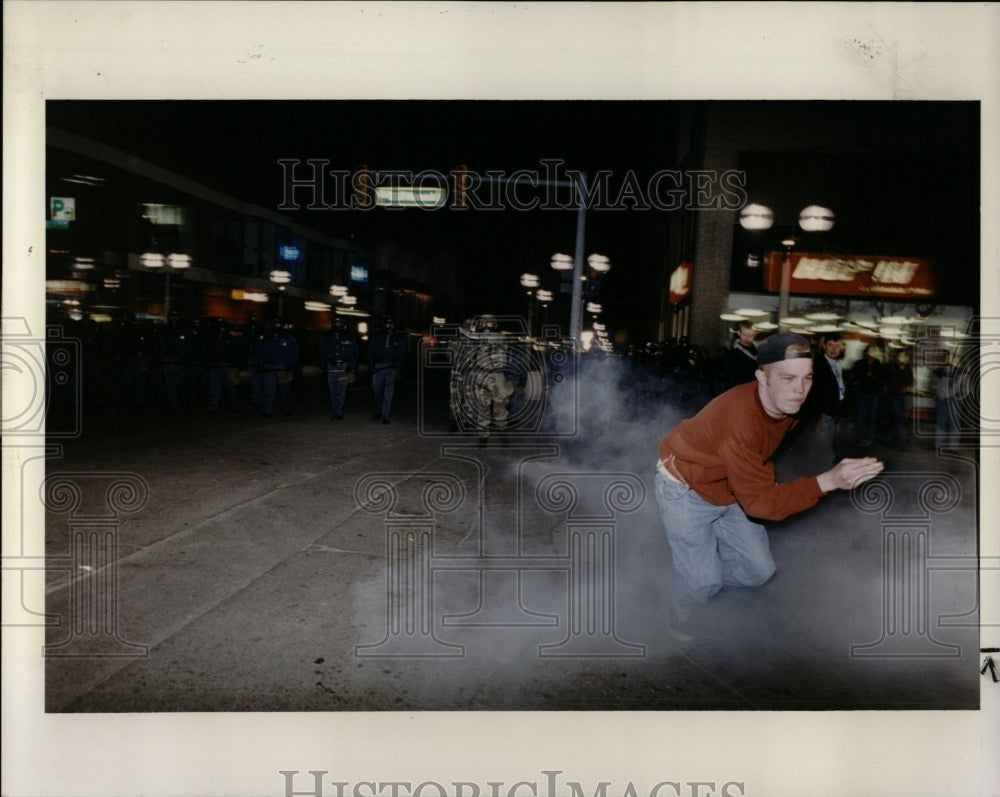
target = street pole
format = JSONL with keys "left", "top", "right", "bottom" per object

{"left": 570, "top": 172, "right": 587, "bottom": 347}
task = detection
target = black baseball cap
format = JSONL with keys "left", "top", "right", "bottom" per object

{"left": 757, "top": 333, "right": 813, "bottom": 366}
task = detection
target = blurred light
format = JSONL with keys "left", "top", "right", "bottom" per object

{"left": 242, "top": 291, "right": 269, "bottom": 303}
{"left": 780, "top": 317, "right": 811, "bottom": 326}
{"left": 720, "top": 313, "right": 745, "bottom": 322}
{"left": 358, "top": 321, "right": 369, "bottom": 335}
{"left": 734, "top": 307, "right": 769, "bottom": 317}
{"left": 340, "top": 295, "right": 358, "bottom": 306}
{"left": 798, "top": 205, "right": 835, "bottom": 233}
{"left": 805, "top": 311, "right": 841, "bottom": 321}
{"left": 809, "top": 324, "right": 842, "bottom": 334}
{"left": 520, "top": 272, "right": 540, "bottom": 288}
{"left": 329, "top": 284, "right": 348, "bottom": 297}
{"left": 580, "top": 330, "right": 594, "bottom": 350}
{"left": 535, "top": 289, "right": 553, "bottom": 302}
{"left": 586, "top": 302, "right": 602, "bottom": 314}
{"left": 880, "top": 315, "right": 909, "bottom": 324}
{"left": 550, "top": 253, "right": 574, "bottom": 271}
{"left": 304, "top": 301, "right": 331, "bottom": 312}
{"left": 89, "top": 313, "right": 113, "bottom": 323}
{"left": 739, "top": 203, "right": 774, "bottom": 231}
{"left": 167, "top": 253, "right": 192, "bottom": 269}
{"left": 587, "top": 254, "right": 611, "bottom": 273}
{"left": 753, "top": 321, "right": 779, "bottom": 331}
{"left": 140, "top": 252, "right": 165, "bottom": 269}
{"left": 269, "top": 269, "right": 292, "bottom": 284}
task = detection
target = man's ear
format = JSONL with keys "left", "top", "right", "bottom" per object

{"left": 755, "top": 367, "right": 767, "bottom": 389}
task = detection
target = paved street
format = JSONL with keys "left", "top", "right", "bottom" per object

{"left": 40, "top": 365, "right": 980, "bottom": 712}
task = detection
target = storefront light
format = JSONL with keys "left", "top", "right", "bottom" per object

{"left": 269, "top": 269, "right": 292, "bottom": 284}
{"left": 167, "top": 253, "right": 192, "bottom": 269}
{"left": 140, "top": 252, "right": 166, "bottom": 269}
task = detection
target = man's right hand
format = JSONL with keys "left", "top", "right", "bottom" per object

{"left": 817, "top": 457, "right": 884, "bottom": 493}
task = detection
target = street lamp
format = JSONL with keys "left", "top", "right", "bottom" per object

{"left": 141, "top": 251, "right": 191, "bottom": 320}
{"left": 520, "top": 272, "right": 540, "bottom": 336}
{"left": 739, "top": 203, "right": 835, "bottom": 329}
{"left": 550, "top": 251, "right": 611, "bottom": 346}
{"left": 269, "top": 269, "right": 292, "bottom": 317}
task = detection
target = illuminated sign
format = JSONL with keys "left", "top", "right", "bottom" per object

{"left": 764, "top": 252, "right": 935, "bottom": 298}
{"left": 374, "top": 185, "right": 447, "bottom": 209}
{"left": 50, "top": 197, "right": 75, "bottom": 221}
{"left": 350, "top": 265, "right": 369, "bottom": 283}
{"left": 669, "top": 260, "right": 692, "bottom": 303}
{"left": 279, "top": 245, "right": 300, "bottom": 262}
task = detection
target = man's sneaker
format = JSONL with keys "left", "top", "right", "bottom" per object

{"left": 666, "top": 607, "right": 696, "bottom": 643}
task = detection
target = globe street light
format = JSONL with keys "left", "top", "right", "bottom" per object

{"left": 739, "top": 203, "right": 835, "bottom": 329}
{"left": 550, "top": 251, "right": 611, "bottom": 346}
{"left": 141, "top": 251, "right": 191, "bottom": 320}
{"left": 269, "top": 269, "right": 292, "bottom": 317}
{"left": 520, "top": 272, "right": 540, "bottom": 336}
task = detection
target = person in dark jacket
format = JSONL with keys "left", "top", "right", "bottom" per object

{"left": 803, "top": 331, "right": 848, "bottom": 461}
{"left": 367, "top": 317, "right": 407, "bottom": 424}
{"left": 850, "top": 345, "right": 887, "bottom": 448}
{"left": 723, "top": 320, "right": 759, "bottom": 389}
{"left": 318, "top": 316, "right": 359, "bottom": 420}
{"left": 259, "top": 318, "right": 299, "bottom": 417}
{"left": 204, "top": 318, "right": 246, "bottom": 414}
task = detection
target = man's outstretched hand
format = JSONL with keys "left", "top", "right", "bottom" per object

{"left": 817, "top": 457, "right": 885, "bottom": 493}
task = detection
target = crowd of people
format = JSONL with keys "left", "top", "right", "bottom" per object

{"left": 48, "top": 310, "right": 968, "bottom": 452}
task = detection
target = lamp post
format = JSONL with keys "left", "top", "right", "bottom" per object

{"left": 739, "top": 203, "right": 834, "bottom": 330}
{"left": 550, "top": 250, "right": 611, "bottom": 347}
{"left": 141, "top": 251, "right": 191, "bottom": 320}
{"left": 520, "top": 272, "right": 540, "bottom": 336}
{"left": 269, "top": 269, "right": 292, "bottom": 317}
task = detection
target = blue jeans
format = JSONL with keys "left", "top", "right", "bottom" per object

{"left": 935, "top": 396, "right": 960, "bottom": 448}
{"left": 372, "top": 366, "right": 398, "bottom": 420}
{"left": 327, "top": 368, "right": 349, "bottom": 416}
{"left": 654, "top": 470, "right": 776, "bottom": 615}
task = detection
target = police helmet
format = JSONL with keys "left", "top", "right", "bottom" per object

{"left": 478, "top": 314, "right": 497, "bottom": 332}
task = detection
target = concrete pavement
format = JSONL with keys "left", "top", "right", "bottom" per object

{"left": 41, "top": 368, "right": 981, "bottom": 711}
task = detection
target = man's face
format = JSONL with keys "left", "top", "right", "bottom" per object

{"left": 738, "top": 326, "right": 757, "bottom": 346}
{"left": 822, "top": 338, "right": 844, "bottom": 359}
{"left": 756, "top": 357, "right": 813, "bottom": 418}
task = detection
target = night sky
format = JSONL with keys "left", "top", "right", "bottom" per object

{"left": 47, "top": 100, "right": 980, "bottom": 334}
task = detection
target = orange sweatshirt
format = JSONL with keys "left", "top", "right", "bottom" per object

{"left": 658, "top": 382, "right": 824, "bottom": 521}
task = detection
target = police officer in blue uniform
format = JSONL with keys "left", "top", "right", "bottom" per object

{"left": 159, "top": 310, "right": 193, "bottom": 411}
{"left": 260, "top": 318, "right": 299, "bottom": 417}
{"left": 367, "top": 317, "right": 407, "bottom": 424}
{"left": 205, "top": 317, "right": 246, "bottom": 414}
{"left": 318, "top": 316, "right": 359, "bottom": 420}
